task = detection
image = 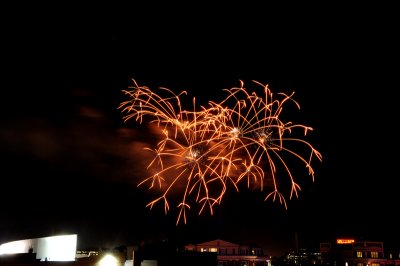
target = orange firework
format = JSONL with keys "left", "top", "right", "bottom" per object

{"left": 119, "top": 79, "right": 322, "bottom": 224}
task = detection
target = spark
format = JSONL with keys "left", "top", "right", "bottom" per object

{"left": 119, "top": 79, "right": 322, "bottom": 224}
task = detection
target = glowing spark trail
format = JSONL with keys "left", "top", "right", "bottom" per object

{"left": 119, "top": 79, "right": 322, "bottom": 224}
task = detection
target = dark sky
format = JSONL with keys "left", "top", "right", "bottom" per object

{"left": 1, "top": 4, "right": 398, "bottom": 257}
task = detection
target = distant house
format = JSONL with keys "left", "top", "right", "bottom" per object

{"left": 320, "top": 238, "right": 400, "bottom": 266}
{"left": 185, "top": 238, "right": 271, "bottom": 266}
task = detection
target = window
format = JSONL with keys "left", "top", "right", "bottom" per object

{"left": 366, "top": 243, "right": 382, "bottom": 248}
{"left": 357, "top": 263, "right": 363, "bottom": 266}
{"left": 371, "top": 263, "right": 379, "bottom": 266}
{"left": 210, "top": 248, "right": 218, "bottom": 252}
{"left": 357, "top": 251, "right": 363, "bottom": 258}
{"left": 320, "top": 243, "right": 331, "bottom": 248}
{"left": 371, "top": 251, "right": 378, "bottom": 258}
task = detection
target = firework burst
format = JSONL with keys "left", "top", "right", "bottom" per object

{"left": 119, "top": 79, "right": 322, "bottom": 224}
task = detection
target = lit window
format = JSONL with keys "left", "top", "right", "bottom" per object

{"left": 210, "top": 248, "right": 218, "bottom": 252}
{"left": 371, "top": 251, "right": 378, "bottom": 258}
{"left": 357, "top": 263, "right": 363, "bottom": 266}
{"left": 357, "top": 251, "right": 363, "bottom": 258}
{"left": 371, "top": 263, "right": 379, "bottom": 266}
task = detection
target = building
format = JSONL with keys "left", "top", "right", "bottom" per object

{"left": 132, "top": 239, "right": 217, "bottom": 266}
{"left": 320, "top": 238, "right": 400, "bottom": 266}
{"left": 185, "top": 238, "right": 271, "bottom": 266}
{"left": 282, "top": 247, "right": 322, "bottom": 265}
{"left": 0, "top": 235, "right": 216, "bottom": 266}
{"left": 0, "top": 234, "right": 77, "bottom": 262}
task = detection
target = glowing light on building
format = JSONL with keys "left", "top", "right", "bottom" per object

{"left": 36, "top": 234, "right": 77, "bottom": 261}
{"left": 0, "top": 239, "right": 33, "bottom": 255}
{"left": 337, "top": 239, "right": 355, "bottom": 244}
{"left": 0, "top": 234, "right": 77, "bottom": 261}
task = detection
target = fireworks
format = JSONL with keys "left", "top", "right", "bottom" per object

{"left": 119, "top": 79, "right": 322, "bottom": 224}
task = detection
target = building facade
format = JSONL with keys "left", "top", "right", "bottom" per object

{"left": 320, "top": 239, "right": 400, "bottom": 266}
{"left": 185, "top": 239, "right": 271, "bottom": 266}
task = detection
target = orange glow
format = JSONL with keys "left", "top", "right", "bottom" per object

{"left": 119, "top": 79, "right": 322, "bottom": 224}
{"left": 337, "top": 239, "right": 355, "bottom": 244}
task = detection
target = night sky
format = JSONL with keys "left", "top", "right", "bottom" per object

{"left": 1, "top": 4, "right": 398, "bottom": 257}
